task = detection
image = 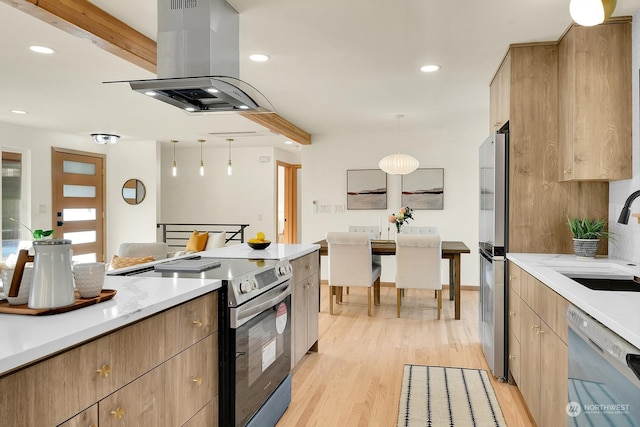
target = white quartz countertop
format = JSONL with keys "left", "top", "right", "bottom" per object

{"left": 199, "top": 242, "right": 320, "bottom": 260}
{"left": 0, "top": 274, "right": 221, "bottom": 376}
{"left": 507, "top": 253, "right": 640, "bottom": 349}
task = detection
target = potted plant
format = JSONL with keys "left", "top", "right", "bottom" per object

{"left": 567, "top": 217, "right": 611, "bottom": 258}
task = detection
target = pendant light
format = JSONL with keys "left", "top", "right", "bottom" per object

{"left": 198, "top": 139, "right": 205, "bottom": 176}
{"left": 171, "top": 140, "right": 178, "bottom": 177}
{"left": 569, "top": 0, "right": 616, "bottom": 26}
{"left": 378, "top": 115, "right": 419, "bottom": 175}
{"left": 227, "top": 138, "right": 233, "bottom": 176}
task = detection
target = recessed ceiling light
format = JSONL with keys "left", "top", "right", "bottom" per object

{"left": 185, "top": 107, "right": 196, "bottom": 112}
{"left": 420, "top": 64, "right": 441, "bottom": 73}
{"left": 249, "top": 53, "right": 270, "bottom": 62}
{"left": 284, "top": 140, "right": 293, "bottom": 145}
{"left": 238, "top": 105, "right": 249, "bottom": 110}
{"left": 10, "top": 110, "right": 27, "bottom": 114}
{"left": 29, "top": 45, "right": 55, "bottom": 54}
{"left": 206, "top": 87, "right": 219, "bottom": 94}
{"left": 145, "top": 90, "right": 158, "bottom": 96}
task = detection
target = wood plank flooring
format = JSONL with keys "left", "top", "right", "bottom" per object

{"left": 277, "top": 284, "right": 535, "bottom": 427}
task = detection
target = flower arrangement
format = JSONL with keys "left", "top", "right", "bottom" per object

{"left": 389, "top": 206, "right": 414, "bottom": 233}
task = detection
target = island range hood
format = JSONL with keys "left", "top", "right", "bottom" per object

{"left": 127, "top": 0, "right": 273, "bottom": 113}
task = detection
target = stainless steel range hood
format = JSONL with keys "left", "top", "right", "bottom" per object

{"left": 127, "top": 0, "right": 273, "bottom": 113}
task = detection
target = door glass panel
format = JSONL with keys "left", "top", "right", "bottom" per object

{"left": 63, "top": 160, "right": 95, "bottom": 175}
{"left": 72, "top": 253, "right": 97, "bottom": 263}
{"left": 2, "top": 153, "right": 22, "bottom": 260}
{"left": 63, "top": 185, "right": 96, "bottom": 198}
{"left": 63, "top": 208, "right": 97, "bottom": 221}
{"left": 64, "top": 230, "right": 96, "bottom": 244}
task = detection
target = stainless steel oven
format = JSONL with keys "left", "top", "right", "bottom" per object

{"left": 566, "top": 305, "right": 640, "bottom": 426}
{"left": 228, "top": 280, "right": 292, "bottom": 427}
{"left": 119, "top": 256, "right": 293, "bottom": 427}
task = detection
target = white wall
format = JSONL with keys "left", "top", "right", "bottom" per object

{"left": 0, "top": 121, "right": 159, "bottom": 261}
{"left": 159, "top": 144, "right": 301, "bottom": 243}
{"left": 105, "top": 140, "right": 159, "bottom": 260}
{"left": 609, "top": 11, "right": 640, "bottom": 263}
{"left": 300, "top": 127, "right": 483, "bottom": 286}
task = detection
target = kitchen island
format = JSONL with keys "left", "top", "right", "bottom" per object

{"left": 0, "top": 272, "right": 222, "bottom": 426}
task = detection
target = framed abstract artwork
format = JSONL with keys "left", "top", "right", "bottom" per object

{"left": 401, "top": 168, "right": 444, "bottom": 210}
{"left": 347, "top": 169, "right": 387, "bottom": 210}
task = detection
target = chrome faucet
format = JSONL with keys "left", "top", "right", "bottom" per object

{"left": 618, "top": 190, "right": 640, "bottom": 224}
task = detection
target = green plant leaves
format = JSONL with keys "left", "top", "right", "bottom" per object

{"left": 567, "top": 217, "right": 611, "bottom": 240}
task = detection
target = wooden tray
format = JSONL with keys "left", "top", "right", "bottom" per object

{"left": 0, "top": 289, "right": 116, "bottom": 315}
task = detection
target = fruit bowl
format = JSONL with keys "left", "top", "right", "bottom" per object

{"left": 248, "top": 241, "right": 271, "bottom": 250}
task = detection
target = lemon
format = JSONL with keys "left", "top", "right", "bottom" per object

{"left": 256, "top": 231, "right": 266, "bottom": 241}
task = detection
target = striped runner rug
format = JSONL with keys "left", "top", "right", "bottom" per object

{"left": 397, "top": 365, "right": 507, "bottom": 427}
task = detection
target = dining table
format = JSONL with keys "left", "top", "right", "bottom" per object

{"left": 315, "top": 239, "right": 471, "bottom": 320}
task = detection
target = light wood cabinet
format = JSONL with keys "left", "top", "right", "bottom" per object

{"left": 291, "top": 250, "right": 320, "bottom": 367}
{"left": 1, "top": 292, "right": 219, "bottom": 427}
{"left": 58, "top": 404, "right": 98, "bottom": 427}
{"left": 558, "top": 18, "right": 632, "bottom": 182}
{"left": 489, "top": 51, "right": 511, "bottom": 133}
{"left": 508, "top": 264, "right": 568, "bottom": 427}
{"left": 184, "top": 399, "right": 218, "bottom": 427}
{"left": 491, "top": 40, "right": 609, "bottom": 255}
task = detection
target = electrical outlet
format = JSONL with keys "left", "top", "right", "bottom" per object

{"left": 319, "top": 204, "right": 331, "bottom": 213}
{"left": 38, "top": 204, "right": 47, "bottom": 214}
{"left": 333, "top": 204, "right": 345, "bottom": 213}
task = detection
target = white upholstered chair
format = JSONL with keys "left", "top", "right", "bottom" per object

{"left": 326, "top": 231, "right": 382, "bottom": 316}
{"left": 395, "top": 233, "right": 443, "bottom": 319}
{"left": 401, "top": 226, "right": 440, "bottom": 235}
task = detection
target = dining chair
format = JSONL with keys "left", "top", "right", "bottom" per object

{"left": 395, "top": 233, "right": 443, "bottom": 319}
{"left": 326, "top": 231, "right": 382, "bottom": 316}
{"left": 401, "top": 226, "right": 440, "bottom": 235}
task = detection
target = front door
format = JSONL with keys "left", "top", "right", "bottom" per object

{"left": 51, "top": 148, "right": 105, "bottom": 262}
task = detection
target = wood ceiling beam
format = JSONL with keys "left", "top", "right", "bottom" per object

{"left": 2, "top": 0, "right": 313, "bottom": 145}
{"left": 241, "top": 113, "right": 312, "bottom": 145}
{"left": 1, "top": 0, "right": 157, "bottom": 73}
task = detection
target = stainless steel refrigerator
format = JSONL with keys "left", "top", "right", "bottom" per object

{"left": 479, "top": 129, "right": 508, "bottom": 380}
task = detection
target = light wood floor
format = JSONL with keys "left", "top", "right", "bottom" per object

{"left": 277, "top": 284, "right": 535, "bottom": 427}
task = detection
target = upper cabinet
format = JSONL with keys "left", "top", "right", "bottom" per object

{"left": 489, "top": 51, "right": 511, "bottom": 133}
{"left": 558, "top": 18, "right": 632, "bottom": 182}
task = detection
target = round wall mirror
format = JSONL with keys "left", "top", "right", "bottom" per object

{"left": 122, "top": 179, "right": 146, "bottom": 205}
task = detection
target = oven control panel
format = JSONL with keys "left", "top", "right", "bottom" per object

{"left": 228, "top": 259, "right": 292, "bottom": 306}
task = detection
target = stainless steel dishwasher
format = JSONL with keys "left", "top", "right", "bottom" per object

{"left": 566, "top": 305, "right": 640, "bottom": 426}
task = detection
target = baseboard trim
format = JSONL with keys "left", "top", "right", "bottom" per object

{"left": 320, "top": 280, "right": 478, "bottom": 291}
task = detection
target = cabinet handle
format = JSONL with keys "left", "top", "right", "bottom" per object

{"left": 110, "top": 407, "right": 125, "bottom": 420}
{"left": 531, "top": 324, "right": 539, "bottom": 330}
{"left": 563, "top": 169, "right": 572, "bottom": 175}
{"left": 537, "top": 329, "right": 545, "bottom": 335}
{"left": 192, "top": 318, "right": 203, "bottom": 327}
{"left": 192, "top": 376, "right": 203, "bottom": 385}
{"left": 493, "top": 122, "right": 500, "bottom": 127}
{"left": 509, "top": 355, "right": 516, "bottom": 360}
{"left": 96, "top": 364, "right": 111, "bottom": 378}
{"left": 89, "top": 424, "right": 97, "bottom": 427}
{"left": 509, "top": 311, "right": 516, "bottom": 316}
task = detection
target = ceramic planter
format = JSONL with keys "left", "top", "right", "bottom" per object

{"left": 572, "top": 238, "right": 600, "bottom": 258}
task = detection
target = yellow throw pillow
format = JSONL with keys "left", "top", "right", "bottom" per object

{"left": 185, "top": 230, "right": 209, "bottom": 252}
{"left": 110, "top": 255, "right": 155, "bottom": 270}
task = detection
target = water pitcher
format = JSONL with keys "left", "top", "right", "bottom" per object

{"left": 28, "top": 239, "right": 75, "bottom": 309}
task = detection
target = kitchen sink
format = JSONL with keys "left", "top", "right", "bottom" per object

{"left": 567, "top": 276, "right": 640, "bottom": 292}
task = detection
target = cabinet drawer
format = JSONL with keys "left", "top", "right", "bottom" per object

{"left": 509, "top": 289, "right": 521, "bottom": 343}
{"left": 165, "top": 333, "right": 218, "bottom": 426}
{"left": 165, "top": 292, "right": 217, "bottom": 357}
{"left": 520, "top": 270, "right": 539, "bottom": 313}
{"left": 184, "top": 398, "right": 218, "bottom": 427}
{"left": 509, "top": 331, "right": 521, "bottom": 386}
{"left": 292, "top": 251, "right": 319, "bottom": 281}
{"left": 58, "top": 404, "right": 98, "bottom": 427}
{"left": 508, "top": 262, "right": 522, "bottom": 296}
{"left": 99, "top": 363, "right": 165, "bottom": 426}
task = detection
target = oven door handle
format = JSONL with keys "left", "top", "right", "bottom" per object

{"left": 231, "top": 281, "right": 292, "bottom": 329}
